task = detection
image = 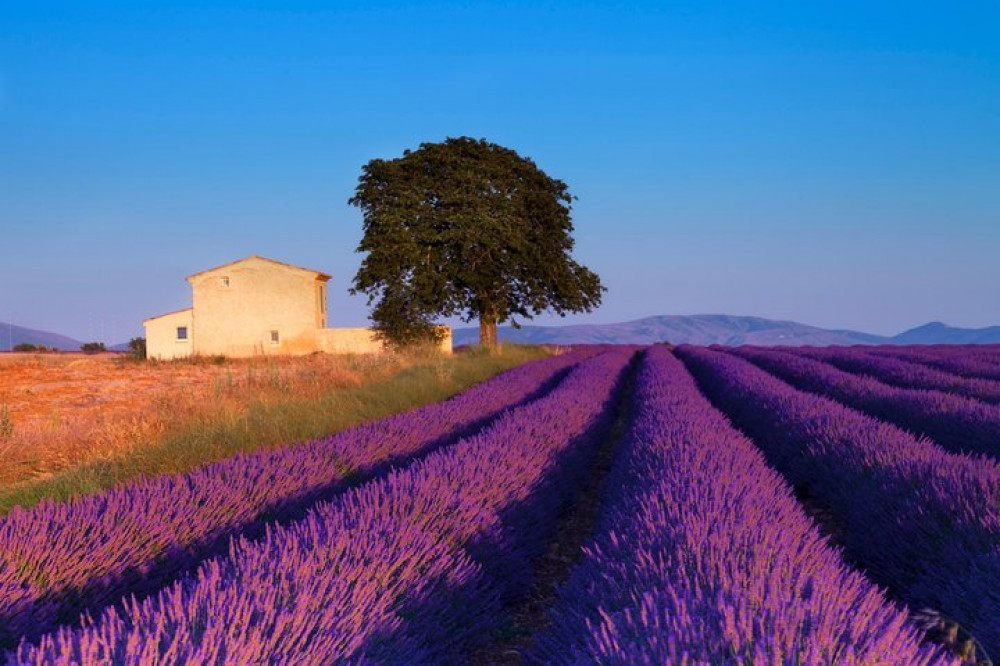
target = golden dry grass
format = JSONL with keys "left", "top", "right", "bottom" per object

{"left": 0, "top": 346, "right": 550, "bottom": 513}
{"left": 0, "top": 352, "right": 406, "bottom": 485}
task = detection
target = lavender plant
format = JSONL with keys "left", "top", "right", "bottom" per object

{"left": 677, "top": 345, "right": 1000, "bottom": 660}
{"left": 0, "top": 348, "right": 595, "bottom": 648}
{"left": 529, "top": 346, "right": 947, "bottom": 665}
{"left": 882, "top": 345, "right": 1000, "bottom": 381}
{"left": 728, "top": 345, "right": 1000, "bottom": 459}
{"left": 11, "top": 350, "right": 632, "bottom": 663}
{"left": 792, "top": 345, "right": 1000, "bottom": 405}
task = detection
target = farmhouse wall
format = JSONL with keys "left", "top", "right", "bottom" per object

{"left": 188, "top": 257, "right": 328, "bottom": 357}
{"left": 143, "top": 308, "right": 194, "bottom": 360}
{"left": 142, "top": 256, "right": 453, "bottom": 360}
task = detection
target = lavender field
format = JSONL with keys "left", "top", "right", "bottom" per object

{"left": 4, "top": 344, "right": 999, "bottom": 665}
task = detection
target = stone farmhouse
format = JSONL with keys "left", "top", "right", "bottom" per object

{"left": 143, "top": 255, "right": 452, "bottom": 360}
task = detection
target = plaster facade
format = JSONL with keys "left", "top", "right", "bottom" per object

{"left": 143, "top": 256, "right": 451, "bottom": 359}
{"left": 143, "top": 308, "right": 194, "bottom": 360}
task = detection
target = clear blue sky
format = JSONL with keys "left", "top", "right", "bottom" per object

{"left": 2, "top": 1, "right": 998, "bottom": 342}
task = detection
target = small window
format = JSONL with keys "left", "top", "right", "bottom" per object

{"left": 270, "top": 330, "right": 279, "bottom": 345}
{"left": 220, "top": 277, "right": 230, "bottom": 287}
{"left": 176, "top": 326, "right": 188, "bottom": 341}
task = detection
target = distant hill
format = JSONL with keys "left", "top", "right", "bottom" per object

{"left": 891, "top": 321, "right": 1000, "bottom": 345}
{"left": 453, "top": 315, "right": 1000, "bottom": 347}
{"left": 5, "top": 316, "right": 999, "bottom": 352}
{"left": 0, "top": 322, "right": 83, "bottom": 351}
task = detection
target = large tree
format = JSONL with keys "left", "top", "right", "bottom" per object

{"left": 348, "top": 137, "right": 604, "bottom": 349}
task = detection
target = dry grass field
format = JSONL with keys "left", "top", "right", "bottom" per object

{"left": 0, "top": 346, "right": 550, "bottom": 512}
{"left": 0, "top": 352, "right": 403, "bottom": 484}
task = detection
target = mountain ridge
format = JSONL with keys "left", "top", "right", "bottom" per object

{"left": 891, "top": 321, "right": 1000, "bottom": 345}
{"left": 0, "top": 322, "right": 84, "bottom": 351}
{"left": 4, "top": 316, "right": 999, "bottom": 352}
{"left": 453, "top": 314, "right": 1000, "bottom": 347}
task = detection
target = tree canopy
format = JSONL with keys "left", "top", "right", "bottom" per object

{"left": 348, "top": 137, "right": 604, "bottom": 348}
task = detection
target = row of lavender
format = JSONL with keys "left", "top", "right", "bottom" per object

{"left": 531, "top": 346, "right": 945, "bottom": 664}
{"left": 7, "top": 342, "right": 997, "bottom": 661}
{"left": 0, "top": 347, "right": 597, "bottom": 648}
{"left": 723, "top": 345, "right": 1000, "bottom": 459}
{"left": 879, "top": 345, "right": 1000, "bottom": 381}
{"left": 792, "top": 345, "right": 1000, "bottom": 404}
{"left": 10, "top": 348, "right": 633, "bottom": 663}
{"left": 677, "top": 345, "right": 1000, "bottom": 660}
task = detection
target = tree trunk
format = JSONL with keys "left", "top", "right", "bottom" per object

{"left": 479, "top": 309, "right": 499, "bottom": 350}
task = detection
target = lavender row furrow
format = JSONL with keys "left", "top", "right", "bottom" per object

{"left": 676, "top": 345, "right": 1000, "bottom": 658}
{"left": 529, "top": 346, "right": 945, "bottom": 665}
{"left": 11, "top": 349, "right": 632, "bottom": 664}
{"left": 881, "top": 345, "right": 1000, "bottom": 381}
{"left": 792, "top": 346, "right": 1000, "bottom": 405}
{"left": 727, "top": 346, "right": 1000, "bottom": 459}
{"left": 0, "top": 348, "right": 594, "bottom": 647}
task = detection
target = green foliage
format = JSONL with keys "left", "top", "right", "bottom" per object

{"left": 12, "top": 343, "right": 55, "bottom": 353}
{"left": 349, "top": 136, "right": 604, "bottom": 348}
{"left": 127, "top": 337, "right": 147, "bottom": 360}
{"left": 80, "top": 342, "right": 106, "bottom": 354}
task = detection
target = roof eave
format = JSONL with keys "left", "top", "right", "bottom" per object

{"left": 142, "top": 307, "right": 193, "bottom": 324}
{"left": 186, "top": 255, "right": 332, "bottom": 282}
